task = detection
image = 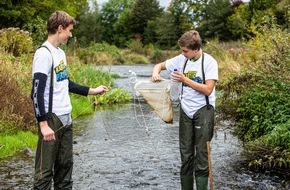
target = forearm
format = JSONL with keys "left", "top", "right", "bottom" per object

{"left": 182, "top": 77, "right": 215, "bottom": 96}
{"left": 32, "top": 73, "right": 48, "bottom": 122}
{"left": 152, "top": 62, "right": 166, "bottom": 82}
{"left": 68, "top": 79, "right": 90, "bottom": 96}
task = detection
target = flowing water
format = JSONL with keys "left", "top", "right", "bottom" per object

{"left": 0, "top": 64, "right": 288, "bottom": 190}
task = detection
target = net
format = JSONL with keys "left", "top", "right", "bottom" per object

{"left": 134, "top": 79, "right": 173, "bottom": 123}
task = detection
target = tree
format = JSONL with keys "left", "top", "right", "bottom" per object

{"left": 248, "top": 0, "right": 286, "bottom": 27}
{"left": 197, "top": 0, "right": 234, "bottom": 41}
{"left": 100, "top": 0, "right": 134, "bottom": 44}
{"left": 154, "top": 12, "right": 179, "bottom": 48}
{"left": 0, "top": 0, "right": 88, "bottom": 29}
{"left": 227, "top": 4, "right": 252, "bottom": 40}
{"left": 129, "top": 0, "right": 162, "bottom": 42}
{"left": 0, "top": 0, "right": 88, "bottom": 48}
{"left": 167, "top": 0, "right": 196, "bottom": 37}
{"left": 74, "top": 9, "right": 101, "bottom": 47}
{"left": 113, "top": 8, "right": 133, "bottom": 47}
{"left": 276, "top": 0, "right": 290, "bottom": 28}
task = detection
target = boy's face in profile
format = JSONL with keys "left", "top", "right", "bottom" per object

{"left": 180, "top": 46, "right": 198, "bottom": 60}
{"left": 58, "top": 24, "right": 74, "bottom": 45}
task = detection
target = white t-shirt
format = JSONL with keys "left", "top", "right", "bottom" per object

{"left": 165, "top": 52, "right": 218, "bottom": 118}
{"left": 32, "top": 41, "right": 72, "bottom": 117}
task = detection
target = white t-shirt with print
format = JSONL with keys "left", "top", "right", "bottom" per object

{"left": 165, "top": 53, "right": 218, "bottom": 118}
{"left": 32, "top": 41, "right": 72, "bottom": 117}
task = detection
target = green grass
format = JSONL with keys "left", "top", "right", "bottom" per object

{"left": 0, "top": 131, "right": 37, "bottom": 159}
{"left": 71, "top": 95, "right": 96, "bottom": 119}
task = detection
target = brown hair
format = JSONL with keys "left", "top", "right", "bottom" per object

{"left": 47, "top": 11, "right": 76, "bottom": 35}
{"left": 178, "top": 30, "right": 202, "bottom": 50}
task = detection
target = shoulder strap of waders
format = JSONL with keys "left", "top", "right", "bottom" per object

{"left": 201, "top": 53, "right": 210, "bottom": 108}
{"left": 180, "top": 58, "right": 189, "bottom": 98}
{"left": 40, "top": 45, "right": 54, "bottom": 113}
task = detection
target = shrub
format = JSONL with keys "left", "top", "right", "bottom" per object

{"left": 126, "top": 39, "right": 144, "bottom": 54}
{"left": 218, "top": 16, "right": 290, "bottom": 172}
{"left": 0, "top": 61, "right": 35, "bottom": 134}
{"left": 0, "top": 28, "right": 33, "bottom": 57}
{"left": 77, "top": 42, "right": 124, "bottom": 65}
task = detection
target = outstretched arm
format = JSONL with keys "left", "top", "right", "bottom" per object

{"left": 69, "top": 79, "right": 109, "bottom": 96}
{"left": 88, "top": 85, "right": 109, "bottom": 95}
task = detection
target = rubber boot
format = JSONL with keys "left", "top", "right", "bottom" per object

{"left": 180, "top": 175, "right": 194, "bottom": 190}
{"left": 196, "top": 177, "right": 208, "bottom": 190}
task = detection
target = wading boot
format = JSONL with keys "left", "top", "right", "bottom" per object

{"left": 181, "top": 175, "right": 194, "bottom": 190}
{"left": 196, "top": 177, "right": 208, "bottom": 190}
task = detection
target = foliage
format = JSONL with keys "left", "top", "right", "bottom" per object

{"left": 150, "top": 47, "right": 168, "bottom": 64}
{"left": 0, "top": 28, "right": 33, "bottom": 56}
{"left": 276, "top": 0, "right": 290, "bottom": 28}
{"left": 122, "top": 52, "right": 150, "bottom": 64}
{"left": 167, "top": 0, "right": 197, "bottom": 35}
{"left": 0, "top": 0, "right": 289, "bottom": 48}
{"left": 0, "top": 53, "right": 35, "bottom": 133}
{"left": 67, "top": 58, "right": 131, "bottom": 118}
{"left": 218, "top": 18, "right": 290, "bottom": 170}
{"left": 68, "top": 59, "right": 116, "bottom": 88}
{"left": 129, "top": 0, "right": 162, "bottom": 43}
{"left": 113, "top": 7, "right": 133, "bottom": 47}
{"left": 126, "top": 39, "right": 144, "bottom": 54}
{"left": 74, "top": 7, "right": 101, "bottom": 47}
{"left": 153, "top": 12, "right": 179, "bottom": 48}
{"left": 0, "top": 131, "right": 37, "bottom": 159}
{"left": 77, "top": 42, "right": 124, "bottom": 64}
{"left": 243, "top": 121, "right": 290, "bottom": 170}
{"left": 235, "top": 80, "right": 290, "bottom": 141}
{"left": 100, "top": 0, "right": 135, "bottom": 45}
{"left": 94, "top": 88, "right": 131, "bottom": 105}
{"left": 0, "top": 0, "right": 89, "bottom": 29}
{"left": 227, "top": 4, "right": 252, "bottom": 40}
{"left": 198, "top": 0, "right": 234, "bottom": 41}
{"left": 23, "top": 16, "right": 47, "bottom": 49}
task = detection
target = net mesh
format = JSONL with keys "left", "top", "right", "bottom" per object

{"left": 134, "top": 80, "right": 173, "bottom": 123}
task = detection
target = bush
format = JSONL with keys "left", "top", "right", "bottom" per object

{"left": 218, "top": 17, "right": 290, "bottom": 171}
{"left": 0, "top": 28, "right": 33, "bottom": 57}
{"left": 0, "top": 61, "right": 35, "bottom": 134}
{"left": 126, "top": 39, "right": 144, "bottom": 54}
{"left": 77, "top": 42, "right": 124, "bottom": 65}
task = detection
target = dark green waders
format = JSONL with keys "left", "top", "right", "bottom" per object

{"left": 179, "top": 105, "right": 214, "bottom": 190}
{"left": 34, "top": 114, "right": 73, "bottom": 190}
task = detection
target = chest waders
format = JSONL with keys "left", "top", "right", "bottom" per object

{"left": 33, "top": 46, "right": 73, "bottom": 190}
{"left": 179, "top": 53, "right": 215, "bottom": 190}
